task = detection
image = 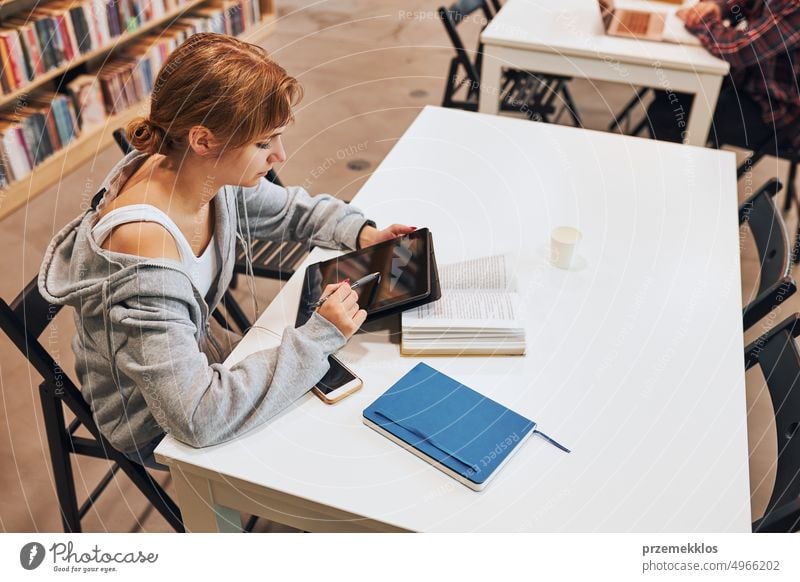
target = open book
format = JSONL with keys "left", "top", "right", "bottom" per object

{"left": 401, "top": 255, "right": 526, "bottom": 355}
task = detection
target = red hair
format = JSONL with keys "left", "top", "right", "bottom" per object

{"left": 127, "top": 32, "right": 302, "bottom": 155}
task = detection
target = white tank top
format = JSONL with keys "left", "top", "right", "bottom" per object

{"left": 92, "top": 204, "right": 220, "bottom": 297}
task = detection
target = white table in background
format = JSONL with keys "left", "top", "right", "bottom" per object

{"left": 479, "top": 0, "right": 729, "bottom": 146}
{"left": 156, "top": 106, "right": 749, "bottom": 532}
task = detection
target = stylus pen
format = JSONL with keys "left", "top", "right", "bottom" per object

{"left": 314, "top": 272, "right": 382, "bottom": 309}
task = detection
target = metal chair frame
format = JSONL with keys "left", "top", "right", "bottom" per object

{"left": 744, "top": 313, "right": 800, "bottom": 532}
{"left": 739, "top": 179, "right": 797, "bottom": 330}
{"left": 736, "top": 140, "right": 800, "bottom": 263}
{"left": 438, "top": 0, "right": 582, "bottom": 126}
{"left": 0, "top": 278, "right": 184, "bottom": 532}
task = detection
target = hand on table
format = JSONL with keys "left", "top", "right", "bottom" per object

{"left": 676, "top": 3, "right": 722, "bottom": 27}
{"left": 358, "top": 224, "right": 416, "bottom": 248}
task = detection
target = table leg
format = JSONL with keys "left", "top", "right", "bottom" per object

{"left": 683, "top": 73, "right": 723, "bottom": 147}
{"left": 170, "top": 465, "right": 242, "bottom": 533}
{"left": 478, "top": 48, "right": 502, "bottom": 115}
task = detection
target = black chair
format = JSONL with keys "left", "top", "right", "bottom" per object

{"left": 735, "top": 139, "right": 800, "bottom": 262}
{"left": 744, "top": 313, "right": 800, "bottom": 532}
{"left": 0, "top": 278, "right": 184, "bottom": 532}
{"left": 438, "top": 0, "right": 582, "bottom": 126}
{"left": 740, "top": 179, "right": 797, "bottom": 331}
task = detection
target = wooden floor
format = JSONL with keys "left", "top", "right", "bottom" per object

{"left": 0, "top": 0, "right": 794, "bottom": 532}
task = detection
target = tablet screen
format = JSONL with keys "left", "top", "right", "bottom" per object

{"left": 296, "top": 228, "right": 430, "bottom": 327}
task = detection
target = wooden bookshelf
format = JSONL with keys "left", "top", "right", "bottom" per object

{"left": 0, "top": 2, "right": 278, "bottom": 220}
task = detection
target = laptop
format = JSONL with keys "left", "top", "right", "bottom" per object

{"left": 598, "top": 0, "right": 701, "bottom": 46}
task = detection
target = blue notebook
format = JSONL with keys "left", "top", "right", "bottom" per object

{"left": 363, "top": 363, "right": 569, "bottom": 491}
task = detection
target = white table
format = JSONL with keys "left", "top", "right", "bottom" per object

{"left": 479, "top": 0, "right": 730, "bottom": 146}
{"left": 156, "top": 106, "right": 750, "bottom": 532}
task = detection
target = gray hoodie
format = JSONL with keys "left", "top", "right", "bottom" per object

{"left": 39, "top": 150, "right": 371, "bottom": 453}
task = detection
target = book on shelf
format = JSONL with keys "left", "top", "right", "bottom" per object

{"left": 363, "top": 362, "right": 570, "bottom": 491}
{"left": 30, "top": 6, "right": 73, "bottom": 69}
{"left": 0, "top": 154, "right": 7, "bottom": 189}
{"left": 0, "top": 27, "right": 29, "bottom": 89}
{"left": 197, "top": 0, "right": 263, "bottom": 36}
{"left": 92, "top": 0, "right": 112, "bottom": 43}
{"left": 5, "top": 18, "right": 45, "bottom": 80}
{"left": 0, "top": 33, "right": 14, "bottom": 94}
{"left": 27, "top": 95, "right": 62, "bottom": 154}
{"left": 189, "top": 7, "right": 228, "bottom": 34}
{"left": 0, "top": 118, "right": 33, "bottom": 182}
{"left": 45, "top": 92, "right": 79, "bottom": 149}
{"left": 5, "top": 105, "right": 52, "bottom": 166}
{"left": 401, "top": 254, "right": 526, "bottom": 356}
{"left": 66, "top": 75, "right": 107, "bottom": 131}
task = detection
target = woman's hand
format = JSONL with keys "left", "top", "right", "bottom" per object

{"left": 316, "top": 282, "right": 366, "bottom": 339}
{"left": 676, "top": 3, "right": 721, "bottom": 27}
{"left": 358, "top": 224, "right": 416, "bottom": 248}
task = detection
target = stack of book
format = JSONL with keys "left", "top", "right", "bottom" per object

{"left": 401, "top": 254, "right": 527, "bottom": 356}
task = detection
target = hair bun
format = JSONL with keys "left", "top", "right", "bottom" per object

{"left": 126, "top": 117, "right": 165, "bottom": 154}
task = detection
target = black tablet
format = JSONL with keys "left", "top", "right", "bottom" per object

{"left": 296, "top": 228, "right": 438, "bottom": 326}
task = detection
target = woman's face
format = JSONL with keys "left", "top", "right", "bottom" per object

{"left": 217, "top": 126, "right": 288, "bottom": 187}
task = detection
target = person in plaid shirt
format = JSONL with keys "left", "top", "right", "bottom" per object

{"left": 646, "top": 0, "right": 800, "bottom": 150}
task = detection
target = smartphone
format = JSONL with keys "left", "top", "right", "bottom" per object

{"left": 312, "top": 355, "right": 363, "bottom": 404}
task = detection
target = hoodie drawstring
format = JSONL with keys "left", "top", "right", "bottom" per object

{"left": 100, "top": 279, "right": 124, "bottom": 392}
{"left": 229, "top": 186, "right": 259, "bottom": 321}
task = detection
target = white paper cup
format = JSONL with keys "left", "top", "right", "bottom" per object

{"left": 550, "top": 226, "right": 582, "bottom": 269}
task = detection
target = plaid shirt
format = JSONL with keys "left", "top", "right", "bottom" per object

{"left": 686, "top": 0, "right": 800, "bottom": 149}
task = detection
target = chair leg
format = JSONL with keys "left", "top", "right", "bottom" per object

{"left": 736, "top": 149, "right": 768, "bottom": 180}
{"left": 787, "top": 155, "right": 798, "bottom": 213}
{"left": 243, "top": 514, "right": 259, "bottom": 532}
{"left": 560, "top": 84, "right": 582, "bottom": 127}
{"left": 441, "top": 58, "right": 461, "bottom": 109}
{"left": 608, "top": 88, "right": 650, "bottom": 133}
{"left": 39, "top": 383, "right": 81, "bottom": 532}
{"left": 211, "top": 309, "right": 233, "bottom": 330}
{"left": 793, "top": 221, "right": 800, "bottom": 265}
{"left": 113, "top": 457, "right": 185, "bottom": 532}
{"left": 222, "top": 291, "right": 252, "bottom": 333}
{"left": 631, "top": 115, "right": 653, "bottom": 138}
{"left": 736, "top": 154, "right": 754, "bottom": 180}
{"left": 789, "top": 157, "right": 800, "bottom": 264}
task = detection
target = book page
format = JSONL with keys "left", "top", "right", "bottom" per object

{"left": 403, "top": 290, "right": 520, "bottom": 324}
{"left": 439, "top": 255, "right": 515, "bottom": 291}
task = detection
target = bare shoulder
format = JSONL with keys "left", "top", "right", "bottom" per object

{"left": 102, "top": 222, "right": 181, "bottom": 261}
{"left": 100, "top": 156, "right": 181, "bottom": 260}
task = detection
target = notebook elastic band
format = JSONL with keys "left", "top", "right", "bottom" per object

{"left": 533, "top": 429, "right": 571, "bottom": 453}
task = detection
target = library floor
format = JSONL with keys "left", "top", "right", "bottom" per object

{"left": 0, "top": 0, "right": 793, "bottom": 532}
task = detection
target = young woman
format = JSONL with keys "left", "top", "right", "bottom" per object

{"left": 38, "top": 33, "right": 413, "bottom": 468}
